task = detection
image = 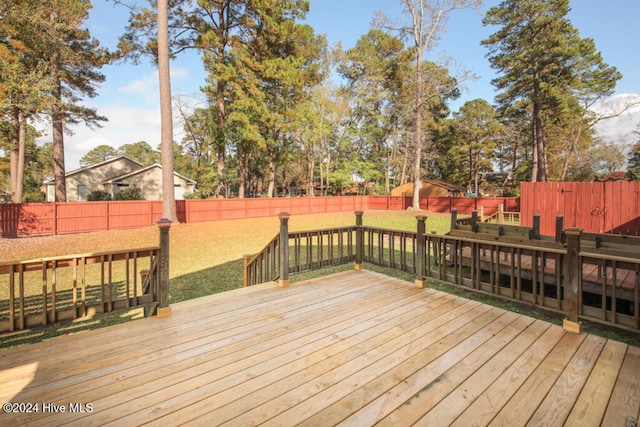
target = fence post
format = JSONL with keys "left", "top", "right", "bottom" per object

{"left": 415, "top": 215, "right": 427, "bottom": 288}
{"left": 355, "top": 210, "right": 364, "bottom": 270}
{"left": 555, "top": 215, "right": 564, "bottom": 243}
{"left": 156, "top": 218, "right": 172, "bottom": 318}
{"left": 563, "top": 228, "right": 582, "bottom": 333}
{"left": 278, "top": 212, "right": 291, "bottom": 287}
{"left": 450, "top": 208, "right": 458, "bottom": 231}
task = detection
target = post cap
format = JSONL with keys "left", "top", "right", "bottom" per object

{"left": 415, "top": 215, "right": 427, "bottom": 221}
{"left": 564, "top": 227, "right": 583, "bottom": 236}
{"left": 156, "top": 218, "right": 173, "bottom": 229}
{"left": 278, "top": 212, "right": 290, "bottom": 220}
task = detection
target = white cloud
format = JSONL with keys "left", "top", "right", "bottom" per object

{"left": 592, "top": 93, "right": 640, "bottom": 149}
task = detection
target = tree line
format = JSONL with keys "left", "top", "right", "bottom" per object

{"left": 2, "top": 0, "right": 637, "bottom": 206}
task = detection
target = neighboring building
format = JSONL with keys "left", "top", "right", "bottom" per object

{"left": 391, "top": 179, "right": 466, "bottom": 198}
{"left": 43, "top": 156, "right": 196, "bottom": 202}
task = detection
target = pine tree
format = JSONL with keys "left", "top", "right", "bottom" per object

{"left": 482, "top": 0, "right": 620, "bottom": 182}
{"left": 627, "top": 143, "right": 640, "bottom": 181}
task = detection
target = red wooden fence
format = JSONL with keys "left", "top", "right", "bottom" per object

{"left": 367, "top": 196, "right": 519, "bottom": 214}
{"left": 0, "top": 195, "right": 519, "bottom": 238}
{"left": 520, "top": 181, "right": 640, "bottom": 236}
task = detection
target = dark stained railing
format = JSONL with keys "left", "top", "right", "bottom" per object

{"left": 0, "top": 247, "right": 160, "bottom": 333}
{"left": 245, "top": 211, "right": 640, "bottom": 334}
{"left": 0, "top": 220, "right": 173, "bottom": 335}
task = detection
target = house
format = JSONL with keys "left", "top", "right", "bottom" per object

{"left": 43, "top": 156, "right": 196, "bottom": 202}
{"left": 391, "top": 179, "right": 466, "bottom": 197}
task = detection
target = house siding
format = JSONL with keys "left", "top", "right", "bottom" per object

{"left": 115, "top": 166, "right": 196, "bottom": 200}
{"left": 48, "top": 158, "right": 142, "bottom": 202}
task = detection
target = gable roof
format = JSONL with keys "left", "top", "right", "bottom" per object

{"left": 423, "top": 179, "right": 466, "bottom": 193}
{"left": 102, "top": 163, "right": 197, "bottom": 184}
{"left": 43, "top": 156, "right": 143, "bottom": 184}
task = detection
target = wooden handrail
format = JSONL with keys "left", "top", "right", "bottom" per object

{"left": 245, "top": 211, "right": 640, "bottom": 333}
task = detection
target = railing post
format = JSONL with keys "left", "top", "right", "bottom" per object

{"left": 415, "top": 215, "right": 427, "bottom": 288}
{"left": 478, "top": 205, "right": 484, "bottom": 223}
{"left": 471, "top": 210, "right": 478, "bottom": 232}
{"left": 278, "top": 212, "right": 290, "bottom": 287}
{"left": 498, "top": 203, "right": 504, "bottom": 224}
{"left": 355, "top": 211, "right": 364, "bottom": 270}
{"left": 555, "top": 215, "right": 564, "bottom": 243}
{"left": 563, "top": 228, "right": 582, "bottom": 333}
{"left": 243, "top": 254, "right": 252, "bottom": 287}
{"left": 530, "top": 213, "right": 541, "bottom": 240}
{"left": 156, "top": 218, "right": 172, "bottom": 318}
{"left": 450, "top": 208, "right": 458, "bottom": 231}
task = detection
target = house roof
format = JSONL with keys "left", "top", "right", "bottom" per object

{"left": 102, "top": 163, "right": 197, "bottom": 184}
{"left": 43, "top": 156, "right": 143, "bottom": 184}
{"left": 393, "top": 179, "right": 466, "bottom": 193}
{"left": 422, "top": 179, "right": 466, "bottom": 193}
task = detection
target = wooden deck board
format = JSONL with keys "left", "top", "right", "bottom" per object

{"left": 1, "top": 269, "right": 638, "bottom": 426}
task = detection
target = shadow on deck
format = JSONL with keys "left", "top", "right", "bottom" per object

{"left": 1, "top": 270, "right": 639, "bottom": 426}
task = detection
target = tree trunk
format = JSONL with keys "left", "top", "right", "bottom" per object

{"left": 267, "top": 150, "right": 276, "bottom": 198}
{"left": 16, "top": 115, "right": 26, "bottom": 203}
{"left": 400, "top": 145, "right": 408, "bottom": 185}
{"left": 532, "top": 79, "right": 547, "bottom": 182}
{"left": 158, "top": 0, "right": 177, "bottom": 221}
{"left": 238, "top": 144, "right": 246, "bottom": 198}
{"left": 412, "top": 56, "right": 423, "bottom": 209}
{"left": 52, "top": 81, "right": 67, "bottom": 202}
{"left": 216, "top": 79, "right": 226, "bottom": 198}
{"left": 10, "top": 111, "right": 19, "bottom": 203}
{"left": 308, "top": 150, "right": 315, "bottom": 197}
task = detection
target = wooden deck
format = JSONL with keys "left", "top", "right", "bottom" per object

{"left": 1, "top": 270, "right": 639, "bottom": 426}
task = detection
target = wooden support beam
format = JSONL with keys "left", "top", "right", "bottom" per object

{"left": 278, "top": 213, "right": 291, "bottom": 287}
{"left": 563, "top": 228, "right": 582, "bottom": 333}
{"left": 355, "top": 211, "right": 364, "bottom": 270}
{"left": 415, "top": 215, "right": 427, "bottom": 288}
{"left": 157, "top": 218, "right": 172, "bottom": 318}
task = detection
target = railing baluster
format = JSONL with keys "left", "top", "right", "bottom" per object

{"left": 42, "top": 261, "right": 47, "bottom": 326}
{"left": 125, "top": 253, "right": 131, "bottom": 308}
{"left": 612, "top": 260, "right": 617, "bottom": 325}
{"left": 19, "top": 264, "right": 25, "bottom": 330}
{"left": 108, "top": 254, "right": 113, "bottom": 313}
{"left": 81, "top": 257, "right": 86, "bottom": 317}
{"left": 133, "top": 253, "right": 138, "bottom": 305}
{"left": 72, "top": 258, "right": 78, "bottom": 319}
{"left": 9, "top": 265, "right": 15, "bottom": 332}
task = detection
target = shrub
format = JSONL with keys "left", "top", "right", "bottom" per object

{"left": 114, "top": 186, "right": 142, "bottom": 201}
{"left": 87, "top": 190, "right": 112, "bottom": 201}
{"left": 22, "top": 191, "right": 46, "bottom": 203}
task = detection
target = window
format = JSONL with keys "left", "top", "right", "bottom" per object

{"left": 77, "top": 185, "right": 86, "bottom": 201}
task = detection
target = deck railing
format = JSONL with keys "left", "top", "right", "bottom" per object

{"left": 243, "top": 213, "right": 357, "bottom": 287}
{"left": 245, "top": 211, "right": 640, "bottom": 333}
{"left": 0, "top": 219, "right": 173, "bottom": 335}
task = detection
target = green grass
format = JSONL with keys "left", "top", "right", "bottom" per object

{"left": 0, "top": 210, "right": 449, "bottom": 348}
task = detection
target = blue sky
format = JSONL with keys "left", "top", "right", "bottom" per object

{"left": 55, "top": 0, "right": 640, "bottom": 169}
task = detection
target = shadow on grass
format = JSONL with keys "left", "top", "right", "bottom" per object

{"left": 4, "top": 252, "right": 640, "bottom": 350}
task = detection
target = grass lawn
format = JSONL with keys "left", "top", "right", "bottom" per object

{"left": 0, "top": 210, "right": 451, "bottom": 347}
